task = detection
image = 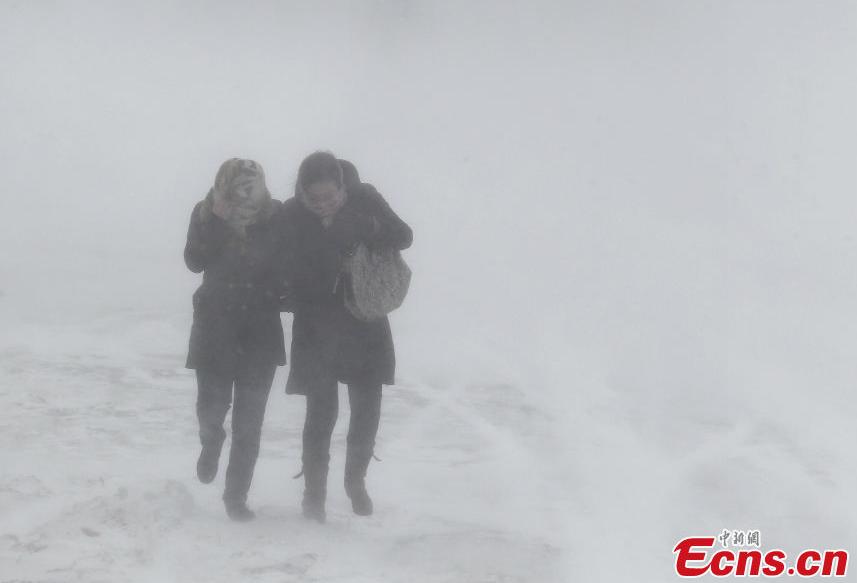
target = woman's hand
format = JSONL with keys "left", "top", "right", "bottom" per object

{"left": 276, "top": 284, "right": 296, "bottom": 312}
{"left": 212, "top": 196, "right": 231, "bottom": 220}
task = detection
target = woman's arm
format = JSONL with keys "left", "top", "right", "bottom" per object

{"left": 327, "top": 184, "right": 413, "bottom": 252}
{"left": 183, "top": 200, "right": 230, "bottom": 273}
{"left": 270, "top": 203, "right": 298, "bottom": 311}
{"left": 361, "top": 185, "right": 413, "bottom": 250}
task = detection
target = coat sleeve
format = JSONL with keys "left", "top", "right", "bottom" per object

{"left": 362, "top": 185, "right": 413, "bottom": 250}
{"left": 183, "top": 201, "right": 230, "bottom": 273}
{"left": 270, "top": 204, "right": 298, "bottom": 311}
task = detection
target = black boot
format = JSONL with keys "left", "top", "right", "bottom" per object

{"left": 224, "top": 499, "right": 256, "bottom": 522}
{"left": 301, "top": 461, "right": 328, "bottom": 523}
{"left": 344, "top": 448, "right": 373, "bottom": 516}
{"left": 196, "top": 442, "right": 222, "bottom": 484}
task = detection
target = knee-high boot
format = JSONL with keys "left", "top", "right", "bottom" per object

{"left": 301, "top": 456, "right": 329, "bottom": 523}
{"left": 344, "top": 446, "right": 374, "bottom": 516}
{"left": 344, "top": 383, "right": 381, "bottom": 516}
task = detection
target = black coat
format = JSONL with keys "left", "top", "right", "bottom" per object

{"left": 184, "top": 199, "right": 287, "bottom": 374}
{"left": 277, "top": 181, "right": 413, "bottom": 394}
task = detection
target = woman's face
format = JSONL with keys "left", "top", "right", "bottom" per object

{"left": 304, "top": 180, "right": 341, "bottom": 204}
{"left": 302, "top": 180, "right": 345, "bottom": 217}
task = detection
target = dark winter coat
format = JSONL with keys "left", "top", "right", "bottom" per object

{"left": 184, "top": 198, "right": 287, "bottom": 374}
{"left": 277, "top": 170, "right": 413, "bottom": 395}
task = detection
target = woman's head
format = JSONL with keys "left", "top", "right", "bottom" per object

{"left": 297, "top": 151, "right": 347, "bottom": 222}
{"left": 210, "top": 158, "right": 272, "bottom": 233}
{"left": 297, "top": 151, "right": 343, "bottom": 191}
{"left": 214, "top": 158, "right": 269, "bottom": 202}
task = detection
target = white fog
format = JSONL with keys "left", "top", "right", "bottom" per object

{"left": 1, "top": 1, "right": 855, "bottom": 581}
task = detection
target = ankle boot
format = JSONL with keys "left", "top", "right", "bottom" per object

{"left": 197, "top": 441, "right": 223, "bottom": 484}
{"left": 301, "top": 461, "right": 328, "bottom": 523}
{"left": 344, "top": 448, "right": 373, "bottom": 516}
{"left": 224, "top": 499, "right": 256, "bottom": 522}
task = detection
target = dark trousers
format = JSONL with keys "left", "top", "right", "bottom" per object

{"left": 303, "top": 380, "right": 382, "bottom": 471}
{"left": 196, "top": 364, "right": 276, "bottom": 504}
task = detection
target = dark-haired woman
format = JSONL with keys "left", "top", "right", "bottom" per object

{"left": 184, "top": 158, "right": 286, "bottom": 521}
{"left": 277, "top": 152, "right": 412, "bottom": 522}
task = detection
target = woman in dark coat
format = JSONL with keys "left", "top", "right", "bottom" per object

{"left": 184, "top": 158, "right": 286, "bottom": 522}
{"left": 277, "top": 152, "right": 412, "bottom": 522}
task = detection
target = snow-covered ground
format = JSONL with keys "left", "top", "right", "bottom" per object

{"left": 0, "top": 303, "right": 567, "bottom": 583}
{"left": 1, "top": 259, "right": 855, "bottom": 582}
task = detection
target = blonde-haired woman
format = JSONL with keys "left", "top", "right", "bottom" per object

{"left": 184, "top": 158, "right": 286, "bottom": 521}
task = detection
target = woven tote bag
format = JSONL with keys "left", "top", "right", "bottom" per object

{"left": 343, "top": 243, "right": 412, "bottom": 321}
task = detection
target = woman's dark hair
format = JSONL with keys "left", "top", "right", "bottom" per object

{"left": 338, "top": 159, "right": 360, "bottom": 188}
{"left": 297, "top": 151, "right": 342, "bottom": 190}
